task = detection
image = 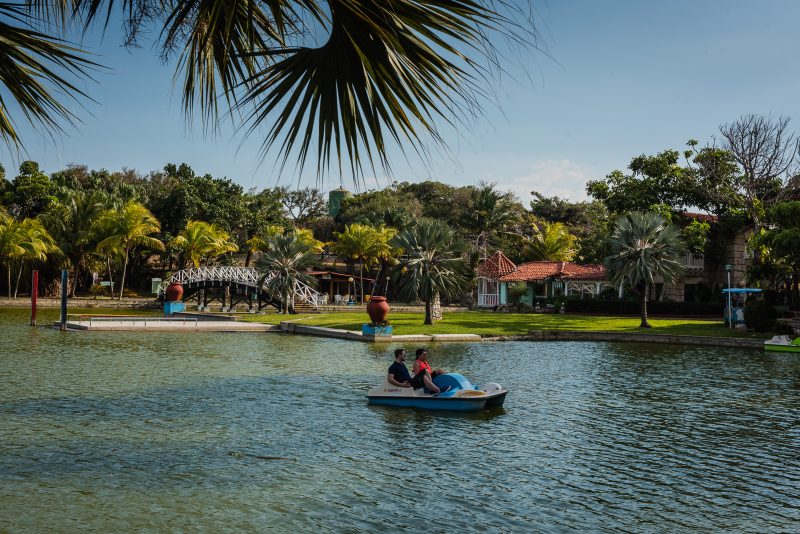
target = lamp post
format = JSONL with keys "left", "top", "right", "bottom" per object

{"left": 385, "top": 276, "right": 391, "bottom": 298}
{"left": 725, "top": 264, "right": 733, "bottom": 328}
{"left": 348, "top": 276, "right": 354, "bottom": 304}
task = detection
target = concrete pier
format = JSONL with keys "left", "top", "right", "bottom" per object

{"left": 58, "top": 316, "right": 279, "bottom": 332}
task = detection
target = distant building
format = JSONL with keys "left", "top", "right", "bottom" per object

{"left": 476, "top": 251, "right": 612, "bottom": 307}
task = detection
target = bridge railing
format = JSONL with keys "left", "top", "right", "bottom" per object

{"left": 158, "top": 266, "right": 322, "bottom": 309}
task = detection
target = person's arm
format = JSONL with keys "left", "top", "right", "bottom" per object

{"left": 412, "top": 360, "right": 421, "bottom": 376}
{"left": 388, "top": 373, "right": 411, "bottom": 387}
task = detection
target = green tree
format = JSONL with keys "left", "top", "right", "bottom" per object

{"left": 255, "top": 233, "right": 318, "bottom": 314}
{"left": 462, "top": 183, "right": 522, "bottom": 251}
{"left": 97, "top": 201, "right": 164, "bottom": 299}
{"left": 605, "top": 212, "right": 687, "bottom": 328}
{"left": 587, "top": 150, "right": 702, "bottom": 215}
{"left": 522, "top": 222, "right": 577, "bottom": 262}
{"left": 173, "top": 220, "right": 238, "bottom": 268}
{"left": 333, "top": 224, "right": 397, "bottom": 303}
{"left": 528, "top": 192, "right": 610, "bottom": 262}
{"left": 756, "top": 201, "right": 800, "bottom": 307}
{"left": 6, "top": 161, "right": 57, "bottom": 218}
{"left": 11, "top": 218, "right": 57, "bottom": 298}
{"left": 391, "top": 219, "right": 466, "bottom": 325}
{"left": 0, "top": 210, "right": 57, "bottom": 298}
{"left": 42, "top": 189, "right": 108, "bottom": 296}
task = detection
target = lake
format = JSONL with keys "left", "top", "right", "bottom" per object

{"left": 0, "top": 308, "right": 798, "bottom": 531}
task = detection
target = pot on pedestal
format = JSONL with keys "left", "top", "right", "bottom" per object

{"left": 366, "top": 296, "right": 390, "bottom": 323}
{"left": 165, "top": 281, "right": 184, "bottom": 302}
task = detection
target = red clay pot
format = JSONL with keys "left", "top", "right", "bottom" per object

{"left": 165, "top": 281, "right": 184, "bottom": 302}
{"left": 366, "top": 296, "right": 390, "bottom": 323}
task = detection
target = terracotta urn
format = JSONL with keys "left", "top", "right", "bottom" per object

{"left": 366, "top": 296, "right": 390, "bottom": 323}
{"left": 165, "top": 281, "right": 184, "bottom": 302}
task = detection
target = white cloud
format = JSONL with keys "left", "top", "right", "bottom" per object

{"left": 494, "top": 159, "right": 595, "bottom": 202}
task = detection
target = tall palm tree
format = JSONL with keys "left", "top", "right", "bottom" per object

{"left": 24, "top": 1, "right": 532, "bottom": 180}
{"left": 97, "top": 201, "right": 164, "bottom": 300}
{"left": 12, "top": 218, "right": 58, "bottom": 298}
{"left": 523, "top": 222, "right": 577, "bottom": 262}
{"left": 42, "top": 189, "right": 108, "bottom": 296}
{"left": 605, "top": 212, "right": 687, "bottom": 328}
{"left": 255, "top": 233, "right": 318, "bottom": 314}
{"left": 0, "top": 210, "right": 26, "bottom": 297}
{"left": 173, "top": 220, "right": 238, "bottom": 268}
{"left": 392, "top": 219, "right": 466, "bottom": 325}
{"left": 333, "top": 223, "right": 379, "bottom": 302}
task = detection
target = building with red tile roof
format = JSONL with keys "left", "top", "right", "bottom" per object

{"left": 476, "top": 254, "right": 613, "bottom": 307}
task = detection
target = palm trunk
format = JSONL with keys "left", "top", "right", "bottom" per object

{"left": 359, "top": 262, "right": 364, "bottom": 304}
{"left": 7, "top": 265, "right": 11, "bottom": 298}
{"left": 244, "top": 250, "right": 252, "bottom": 267}
{"left": 640, "top": 282, "right": 651, "bottom": 328}
{"left": 118, "top": 246, "right": 129, "bottom": 301}
{"left": 106, "top": 256, "right": 115, "bottom": 300}
{"left": 431, "top": 291, "right": 442, "bottom": 321}
{"left": 14, "top": 262, "right": 23, "bottom": 298}
{"left": 424, "top": 299, "right": 433, "bottom": 325}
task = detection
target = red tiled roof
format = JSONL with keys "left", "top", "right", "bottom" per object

{"left": 500, "top": 261, "right": 607, "bottom": 282}
{"left": 476, "top": 251, "right": 517, "bottom": 278}
{"left": 682, "top": 211, "right": 718, "bottom": 223}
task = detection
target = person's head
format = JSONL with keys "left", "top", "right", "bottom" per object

{"left": 394, "top": 348, "right": 406, "bottom": 362}
{"left": 432, "top": 368, "right": 445, "bottom": 378}
{"left": 415, "top": 348, "right": 428, "bottom": 360}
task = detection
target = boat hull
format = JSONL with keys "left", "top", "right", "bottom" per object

{"left": 368, "top": 395, "right": 488, "bottom": 412}
{"left": 764, "top": 344, "right": 800, "bottom": 353}
{"left": 484, "top": 391, "right": 508, "bottom": 408}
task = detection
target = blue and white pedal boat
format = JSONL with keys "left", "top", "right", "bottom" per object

{"left": 367, "top": 373, "right": 508, "bottom": 412}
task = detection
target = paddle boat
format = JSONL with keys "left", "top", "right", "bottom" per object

{"left": 367, "top": 372, "right": 508, "bottom": 412}
{"left": 763, "top": 335, "right": 800, "bottom": 353}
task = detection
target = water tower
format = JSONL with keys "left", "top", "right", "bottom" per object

{"left": 328, "top": 186, "right": 353, "bottom": 217}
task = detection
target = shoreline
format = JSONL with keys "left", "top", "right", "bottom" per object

{"left": 0, "top": 297, "right": 160, "bottom": 309}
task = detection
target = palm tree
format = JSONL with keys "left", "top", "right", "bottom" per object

{"left": 0, "top": 210, "right": 25, "bottom": 297}
{"left": 25, "top": 1, "right": 532, "bottom": 179}
{"left": 42, "top": 190, "right": 107, "bottom": 296}
{"left": 333, "top": 223, "right": 377, "bottom": 302}
{"left": 12, "top": 218, "right": 58, "bottom": 298}
{"left": 97, "top": 201, "right": 164, "bottom": 300}
{"left": 392, "top": 219, "right": 466, "bottom": 325}
{"left": 605, "top": 212, "right": 687, "bottom": 328}
{"left": 255, "top": 233, "right": 318, "bottom": 314}
{"left": 523, "top": 222, "right": 577, "bottom": 262}
{"left": 173, "top": 220, "right": 238, "bottom": 268}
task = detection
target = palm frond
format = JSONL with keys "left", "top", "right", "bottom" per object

{"left": 0, "top": 3, "right": 98, "bottom": 149}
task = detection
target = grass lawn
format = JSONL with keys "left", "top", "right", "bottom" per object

{"left": 244, "top": 310, "right": 768, "bottom": 339}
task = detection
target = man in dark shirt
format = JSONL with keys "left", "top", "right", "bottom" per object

{"left": 387, "top": 348, "right": 440, "bottom": 393}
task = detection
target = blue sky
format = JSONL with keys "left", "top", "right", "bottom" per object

{"left": 7, "top": 0, "right": 800, "bottom": 201}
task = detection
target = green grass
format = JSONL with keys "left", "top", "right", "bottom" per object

{"left": 244, "top": 310, "right": 768, "bottom": 339}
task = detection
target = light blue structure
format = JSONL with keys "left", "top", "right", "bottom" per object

{"left": 163, "top": 301, "right": 186, "bottom": 316}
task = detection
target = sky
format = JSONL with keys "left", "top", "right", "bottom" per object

{"left": 7, "top": 0, "right": 800, "bottom": 202}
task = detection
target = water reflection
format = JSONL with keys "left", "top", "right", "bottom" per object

{"left": 1, "top": 309, "right": 799, "bottom": 531}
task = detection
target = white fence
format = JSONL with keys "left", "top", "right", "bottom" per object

{"left": 478, "top": 294, "right": 499, "bottom": 307}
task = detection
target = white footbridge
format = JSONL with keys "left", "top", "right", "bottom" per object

{"left": 157, "top": 266, "right": 322, "bottom": 310}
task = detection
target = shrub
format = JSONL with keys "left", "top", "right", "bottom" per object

{"left": 565, "top": 298, "right": 721, "bottom": 316}
{"left": 744, "top": 300, "right": 779, "bottom": 332}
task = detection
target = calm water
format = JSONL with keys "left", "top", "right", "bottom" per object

{"left": 1, "top": 308, "right": 799, "bottom": 532}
